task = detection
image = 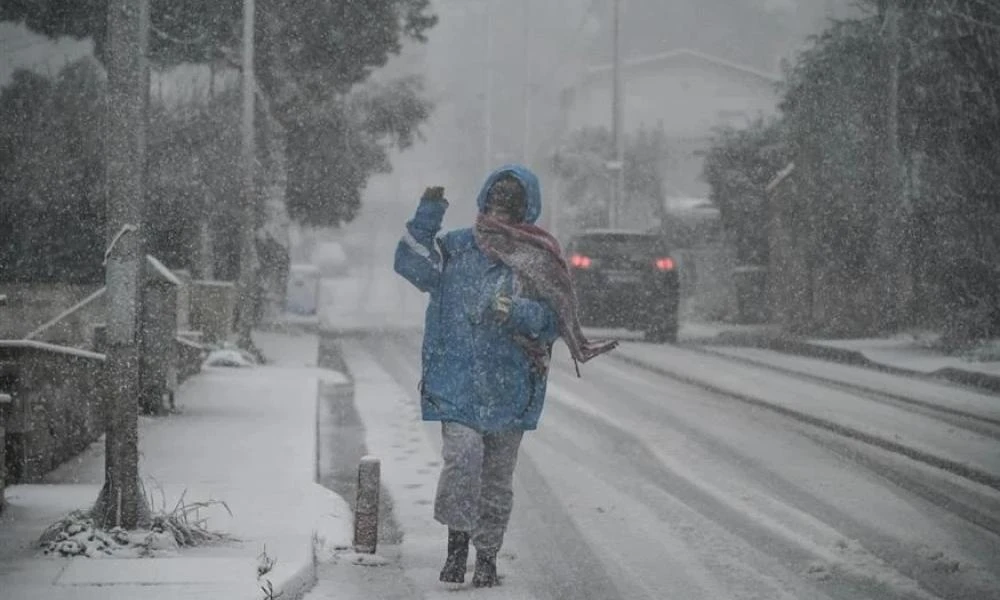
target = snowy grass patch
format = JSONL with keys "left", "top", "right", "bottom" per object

{"left": 891, "top": 329, "right": 941, "bottom": 349}
{"left": 963, "top": 339, "right": 1000, "bottom": 363}
{"left": 37, "top": 482, "right": 235, "bottom": 559}
{"left": 39, "top": 511, "right": 135, "bottom": 558}
{"left": 144, "top": 484, "right": 235, "bottom": 550}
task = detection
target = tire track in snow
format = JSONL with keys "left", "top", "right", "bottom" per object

{"left": 689, "top": 345, "right": 1000, "bottom": 433}
{"left": 529, "top": 404, "right": 838, "bottom": 600}
{"left": 541, "top": 377, "right": 949, "bottom": 600}
{"left": 382, "top": 332, "right": 1000, "bottom": 599}
{"left": 590, "top": 346, "right": 1000, "bottom": 541}
{"left": 381, "top": 333, "right": 967, "bottom": 599}
{"left": 548, "top": 353, "right": 1000, "bottom": 600}
{"left": 608, "top": 345, "right": 1000, "bottom": 492}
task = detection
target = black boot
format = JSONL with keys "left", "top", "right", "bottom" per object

{"left": 439, "top": 529, "right": 470, "bottom": 583}
{"left": 472, "top": 550, "right": 500, "bottom": 588}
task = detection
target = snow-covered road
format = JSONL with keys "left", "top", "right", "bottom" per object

{"left": 310, "top": 332, "right": 1000, "bottom": 600}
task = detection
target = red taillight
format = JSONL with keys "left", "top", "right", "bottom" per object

{"left": 655, "top": 257, "right": 675, "bottom": 271}
{"left": 570, "top": 254, "right": 592, "bottom": 269}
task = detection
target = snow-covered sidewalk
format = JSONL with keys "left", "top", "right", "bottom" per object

{"left": 0, "top": 331, "right": 352, "bottom": 600}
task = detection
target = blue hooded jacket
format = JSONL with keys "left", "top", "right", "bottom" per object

{"left": 393, "top": 165, "right": 560, "bottom": 432}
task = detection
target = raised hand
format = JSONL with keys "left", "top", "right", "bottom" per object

{"left": 423, "top": 186, "right": 446, "bottom": 201}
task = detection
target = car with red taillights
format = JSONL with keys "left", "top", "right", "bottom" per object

{"left": 565, "top": 230, "right": 679, "bottom": 343}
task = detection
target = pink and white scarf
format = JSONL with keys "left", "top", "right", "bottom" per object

{"left": 474, "top": 214, "right": 619, "bottom": 373}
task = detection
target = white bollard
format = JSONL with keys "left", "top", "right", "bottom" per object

{"left": 353, "top": 455, "right": 381, "bottom": 554}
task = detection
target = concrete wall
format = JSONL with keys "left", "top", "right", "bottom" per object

{"left": 176, "top": 336, "right": 206, "bottom": 386}
{"left": 0, "top": 342, "right": 105, "bottom": 484}
{"left": 189, "top": 280, "right": 237, "bottom": 344}
{"left": 0, "top": 259, "right": 212, "bottom": 503}
{"left": 174, "top": 270, "right": 193, "bottom": 332}
{"left": 139, "top": 279, "right": 179, "bottom": 415}
{"left": 0, "top": 335, "right": 204, "bottom": 501}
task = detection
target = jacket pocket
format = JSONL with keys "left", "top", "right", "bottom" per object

{"left": 517, "top": 372, "right": 541, "bottom": 418}
{"left": 419, "top": 380, "right": 442, "bottom": 411}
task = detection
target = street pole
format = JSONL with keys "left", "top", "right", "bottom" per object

{"left": 200, "top": 61, "right": 217, "bottom": 280}
{"left": 95, "top": 0, "right": 150, "bottom": 529}
{"left": 521, "top": 0, "right": 531, "bottom": 165}
{"left": 484, "top": 0, "right": 494, "bottom": 174}
{"left": 236, "top": 0, "right": 258, "bottom": 348}
{"left": 610, "top": 0, "right": 625, "bottom": 228}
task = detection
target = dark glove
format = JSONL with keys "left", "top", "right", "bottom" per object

{"left": 423, "top": 186, "right": 446, "bottom": 203}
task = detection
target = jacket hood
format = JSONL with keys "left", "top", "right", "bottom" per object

{"left": 475, "top": 164, "right": 542, "bottom": 224}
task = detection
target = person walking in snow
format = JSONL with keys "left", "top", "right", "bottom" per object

{"left": 394, "top": 165, "right": 617, "bottom": 587}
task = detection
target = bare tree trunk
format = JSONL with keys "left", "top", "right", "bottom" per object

{"left": 874, "top": 0, "right": 908, "bottom": 332}
{"left": 94, "top": 0, "right": 150, "bottom": 529}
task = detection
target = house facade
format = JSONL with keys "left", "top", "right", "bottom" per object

{"left": 563, "top": 48, "right": 781, "bottom": 202}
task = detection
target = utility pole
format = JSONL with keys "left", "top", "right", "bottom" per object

{"left": 94, "top": 0, "right": 150, "bottom": 529}
{"left": 236, "top": 0, "right": 259, "bottom": 349}
{"left": 484, "top": 0, "right": 494, "bottom": 174}
{"left": 521, "top": 0, "right": 531, "bottom": 165}
{"left": 610, "top": 0, "right": 625, "bottom": 228}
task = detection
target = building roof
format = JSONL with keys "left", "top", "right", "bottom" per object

{"left": 582, "top": 47, "right": 781, "bottom": 87}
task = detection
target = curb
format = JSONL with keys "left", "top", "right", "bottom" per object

{"left": 704, "top": 330, "right": 1000, "bottom": 395}
{"left": 258, "top": 335, "right": 354, "bottom": 600}
{"left": 318, "top": 324, "right": 422, "bottom": 339}
{"left": 258, "top": 319, "right": 321, "bottom": 336}
{"left": 257, "top": 544, "right": 317, "bottom": 600}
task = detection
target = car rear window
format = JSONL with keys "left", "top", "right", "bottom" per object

{"left": 571, "top": 234, "right": 669, "bottom": 257}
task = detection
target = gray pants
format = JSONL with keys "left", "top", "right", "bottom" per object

{"left": 434, "top": 421, "right": 524, "bottom": 553}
